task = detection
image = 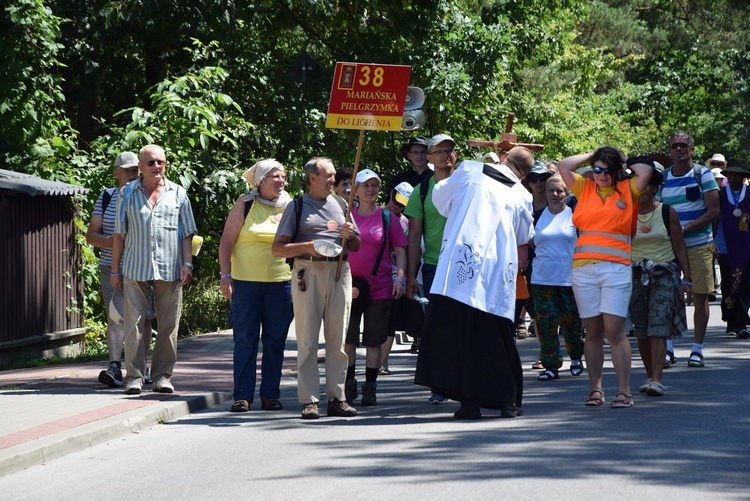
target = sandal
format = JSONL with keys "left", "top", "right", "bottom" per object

{"left": 230, "top": 399, "right": 250, "bottom": 412}
{"left": 610, "top": 392, "right": 634, "bottom": 408}
{"left": 538, "top": 369, "right": 559, "bottom": 381}
{"left": 585, "top": 388, "right": 605, "bottom": 406}
{"left": 531, "top": 360, "right": 544, "bottom": 370}
{"left": 378, "top": 364, "right": 391, "bottom": 376}
{"left": 687, "top": 351, "right": 704, "bottom": 368}
{"left": 570, "top": 360, "right": 584, "bottom": 376}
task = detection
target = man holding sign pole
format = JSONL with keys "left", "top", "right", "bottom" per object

{"left": 273, "top": 158, "right": 361, "bottom": 420}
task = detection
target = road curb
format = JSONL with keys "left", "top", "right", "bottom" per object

{"left": 0, "top": 391, "right": 231, "bottom": 477}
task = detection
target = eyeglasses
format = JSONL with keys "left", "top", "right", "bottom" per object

{"left": 430, "top": 148, "right": 455, "bottom": 156}
{"left": 670, "top": 142, "right": 690, "bottom": 150}
{"left": 146, "top": 159, "right": 166, "bottom": 166}
{"left": 297, "top": 270, "right": 306, "bottom": 292}
{"left": 409, "top": 149, "right": 427, "bottom": 156}
{"left": 592, "top": 166, "right": 611, "bottom": 175}
{"left": 528, "top": 176, "right": 546, "bottom": 183}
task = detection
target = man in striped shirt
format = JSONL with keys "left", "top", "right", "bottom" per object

{"left": 86, "top": 152, "right": 152, "bottom": 388}
{"left": 110, "top": 145, "right": 198, "bottom": 395}
{"left": 660, "top": 131, "right": 720, "bottom": 367}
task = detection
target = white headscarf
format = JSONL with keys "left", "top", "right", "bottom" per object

{"left": 241, "top": 159, "right": 291, "bottom": 209}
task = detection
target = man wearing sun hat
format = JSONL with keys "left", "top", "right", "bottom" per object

{"left": 390, "top": 136, "right": 433, "bottom": 193}
{"left": 718, "top": 159, "right": 750, "bottom": 339}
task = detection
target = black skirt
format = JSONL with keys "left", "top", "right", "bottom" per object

{"left": 414, "top": 294, "right": 522, "bottom": 409}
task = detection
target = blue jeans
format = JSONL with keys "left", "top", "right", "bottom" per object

{"left": 228, "top": 280, "right": 294, "bottom": 402}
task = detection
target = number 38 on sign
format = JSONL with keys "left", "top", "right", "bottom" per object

{"left": 326, "top": 62, "right": 411, "bottom": 132}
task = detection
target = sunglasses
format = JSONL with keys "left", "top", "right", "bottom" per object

{"left": 709, "top": 162, "right": 724, "bottom": 168}
{"left": 297, "top": 269, "right": 306, "bottom": 292}
{"left": 592, "top": 166, "right": 611, "bottom": 175}
{"left": 527, "top": 176, "right": 546, "bottom": 183}
{"left": 146, "top": 159, "right": 166, "bottom": 166}
{"left": 670, "top": 142, "right": 690, "bottom": 150}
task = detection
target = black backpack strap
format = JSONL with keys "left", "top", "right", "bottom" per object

{"left": 420, "top": 178, "right": 429, "bottom": 208}
{"left": 369, "top": 209, "right": 390, "bottom": 280}
{"left": 243, "top": 197, "right": 253, "bottom": 220}
{"left": 101, "top": 188, "right": 115, "bottom": 214}
{"left": 662, "top": 203, "right": 671, "bottom": 238}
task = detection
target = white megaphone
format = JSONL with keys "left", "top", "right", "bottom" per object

{"left": 404, "top": 86, "right": 425, "bottom": 111}
{"left": 401, "top": 110, "right": 426, "bottom": 131}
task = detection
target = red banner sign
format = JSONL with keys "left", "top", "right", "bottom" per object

{"left": 326, "top": 62, "right": 411, "bottom": 131}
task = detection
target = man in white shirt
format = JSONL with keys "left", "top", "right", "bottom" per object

{"left": 414, "top": 147, "right": 535, "bottom": 420}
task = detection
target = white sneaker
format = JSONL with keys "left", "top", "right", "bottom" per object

{"left": 124, "top": 379, "right": 143, "bottom": 395}
{"left": 153, "top": 377, "right": 174, "bottom": 394}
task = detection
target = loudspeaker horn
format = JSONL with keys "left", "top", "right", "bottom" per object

{"left": 401, "top": 110, "right": 426, "bottom": 131}
{"left": 404, "top": 86, "right": 425, "bottom": 111}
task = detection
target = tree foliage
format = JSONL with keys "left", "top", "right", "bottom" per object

{"left": 4, "top": 0, "right": 750, "bottom": 339}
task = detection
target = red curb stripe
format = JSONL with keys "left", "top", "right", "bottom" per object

{"left": 0, "top": 398, "right": 158, "bottom": 450}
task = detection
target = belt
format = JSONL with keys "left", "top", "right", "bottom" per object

{"left": 297, "top": 254, "right": 347, "bottom": 262}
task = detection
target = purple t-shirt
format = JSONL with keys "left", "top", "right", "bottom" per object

{"left": 349, "top": 207, "right": 408, "bottom": 300}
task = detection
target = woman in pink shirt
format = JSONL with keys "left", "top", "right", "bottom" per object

{"left": 344, "top": 169, "right": 408, "bottom": 407}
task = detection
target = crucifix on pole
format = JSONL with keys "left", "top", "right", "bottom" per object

{"left": 467, "top": 113, "right": 544, "bottom": 161}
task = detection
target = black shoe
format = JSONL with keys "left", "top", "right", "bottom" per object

{"left": 453, "top": 405, "right": 482, "bottom": 420}
{"left": 345, "top": 378, "right": 358, "bottom": 404}
{"left": 261, "top": 397, "right": 283, "bottom": 411}
{"left": 98, "top": 364, "right": 123, "bottom": 388}
{"left": 410, "top": 338, "right": 420, "bottom": 353}
{"left": 738, "top": 329, "right": 750, "bottom": 340}
{"left": 500, "top": 403, "right": 522, "bottom": 418}
{"left": 327, "top": 398, "right": 357, "bottom": 417}
{"left": 361, "top": 382, "right": 377, "bottom": 406}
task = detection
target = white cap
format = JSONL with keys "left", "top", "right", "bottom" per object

{"left": 108, "top": 295, "right": 124, "bottom": 326}
{"left": 394, "top": 182, "right": 413, "bottom": 206}
{"left": 476, "top": 152, "right": 500, "bottom": 164}
{"left": 355, "top": 168, "right": 381, "bottom": 184}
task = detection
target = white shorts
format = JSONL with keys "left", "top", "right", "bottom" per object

{"left": 572, "top": 261, "right": 632, "bottom": 319}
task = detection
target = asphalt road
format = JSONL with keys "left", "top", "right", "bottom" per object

{"left": 1, "top": 303, "right": 748, "bottom": 500}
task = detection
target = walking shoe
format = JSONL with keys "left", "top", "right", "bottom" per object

{"left": 327, "top": 398, "right": 358, "bottom": 417}
{"left": 301, "top": 402, "right": 319, "bottom": 420}
{"left": 345, "top": 378, "right": 358, "bottom": 404}
{"left": 646, "top": 381, "right": 665, "bottom": 396}
{"left": 500, "top": 403, "right": 522, "bottom": 418}
{"left": 152, "top": 377, "right": 174, "bottom": 393}
{"left": 428, "top": 393, "right": 448, "bottom": 404}
{"left": 378, "top": 364, "right": 391, "bottom": 375}
{"left": 98, "top": 363, "right": 123, "bottom": 388}
{"left": 124, "top": 379, "right": 143, "bottom": 395}
{"left": 738, "top": 329, "right": 750, "bottom": 339}
{"left": 361, "top": 382, "right": 377, "bottom": 406}
{"left": 144, "top": 367, "right": 153, "bottom": 385}
{"left": 260, "top": 397, "right": 283, "bottom": 411}
{"left": 453, "top": 405, "right": 482, "bottom": 420}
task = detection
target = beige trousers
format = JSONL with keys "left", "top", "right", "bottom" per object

{"left": 292, "top": 258, "right": 352, "bottom": 404}
{"left": 124, "top": 278, "right": 182, "bottom": 384}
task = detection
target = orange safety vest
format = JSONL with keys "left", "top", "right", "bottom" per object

{"left": 572, "top": 179, "right": 637, "bottom": 266}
